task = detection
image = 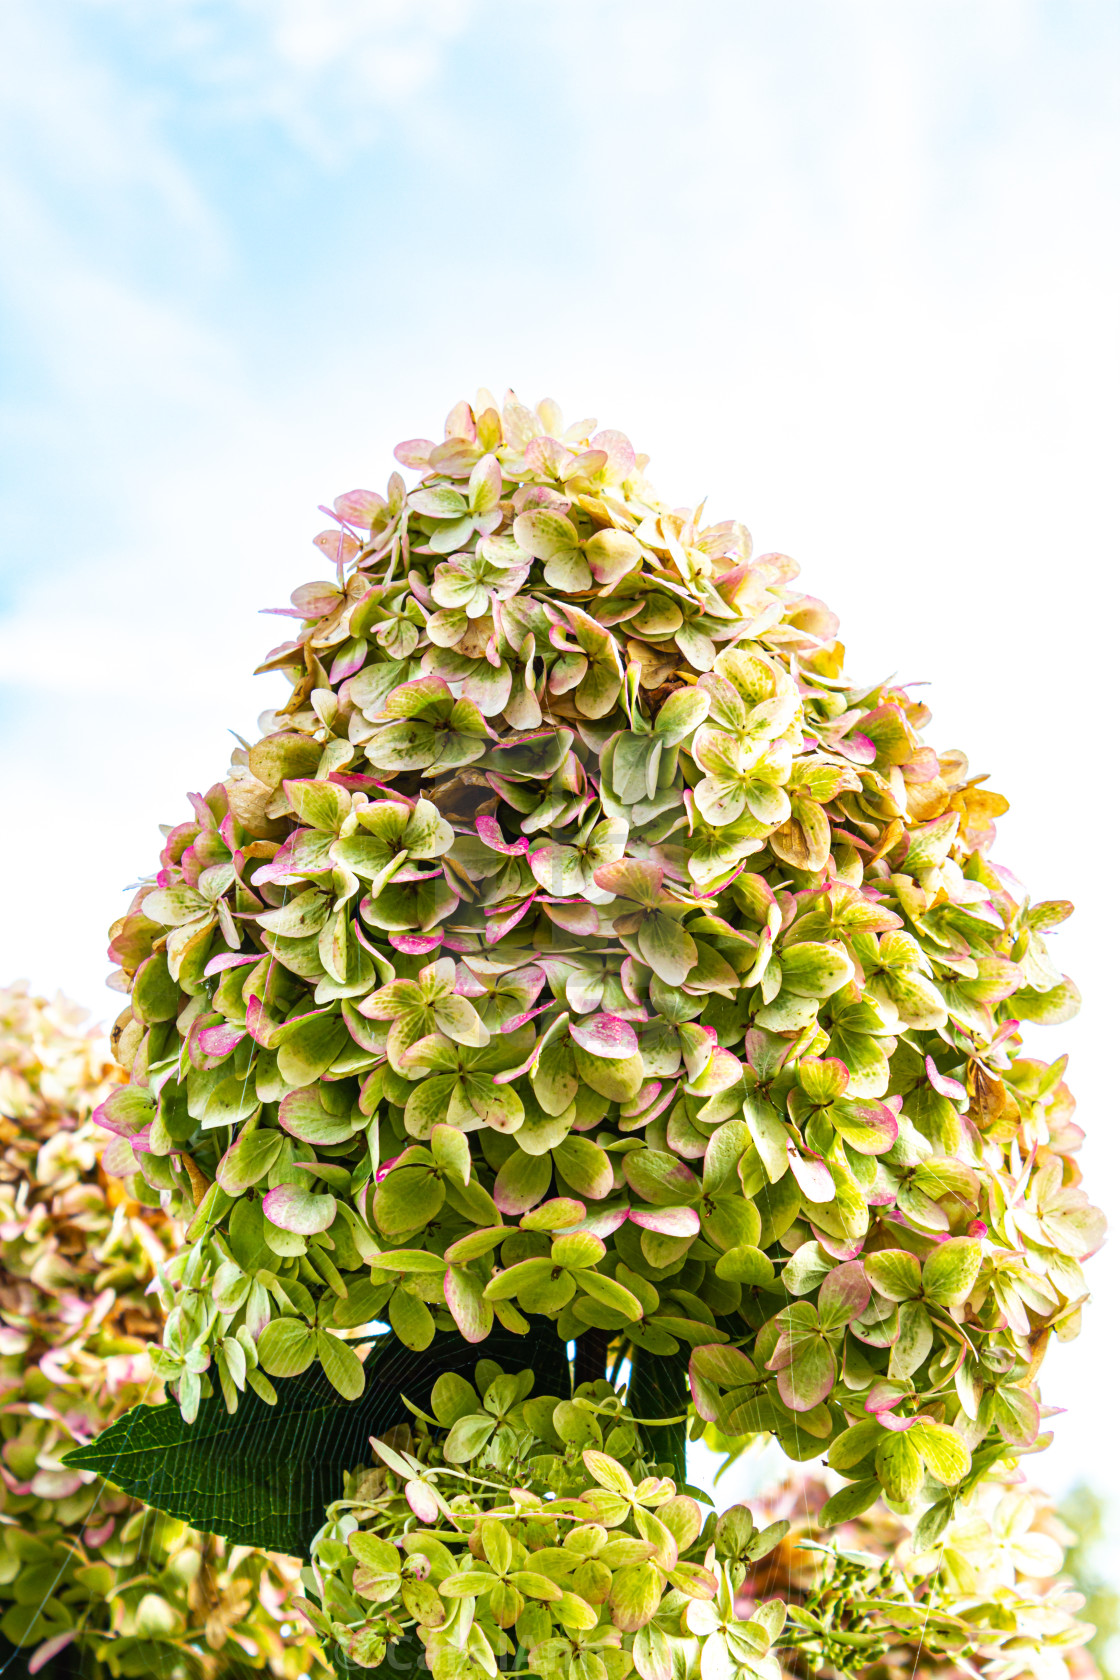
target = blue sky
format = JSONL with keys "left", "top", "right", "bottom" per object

{"left": 2, "top": 0, "right": 1118, "bottom": 1508}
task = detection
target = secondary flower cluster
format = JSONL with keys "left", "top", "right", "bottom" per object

{"left": 740, "top": 1468, "right": 1096, "bottom": 1679}
{"left": 0, "top": 982, "right": 328, "bottom": 1680}
{"left": 298, "top": 1361, "right": 790, "bottom": 1679}
{"left": 98, "top": 392, "right": 1100, "bottom": 1525}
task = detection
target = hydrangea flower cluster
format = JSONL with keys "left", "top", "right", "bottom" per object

{"left": 299, "top": 1359, "right": 790, "bottom": 1679}
{"left": 740, "top": 1468, "right": 1096, "bottom": 1679}
{"left": 301, "top": 1360, "right": 1095, "bottom": 1680}
{"left": 0, "top": 982, "right": 328, "bottom": 1680}
{"left": 98, "top": 392, "right": 1101, "bottom": 1528}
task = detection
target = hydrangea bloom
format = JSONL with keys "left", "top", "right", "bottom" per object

{"left": 0, "top": 982, "right": 328, "bottom": 1679}
{"left": 98, "top": 392, "right": 1101, "bottom": 1531}
{"left": 298, "top": 1360, "right": 789, "bottom": 1678}
{"left": 739, "top": 1467, "right": 1096, "bottom": 1679}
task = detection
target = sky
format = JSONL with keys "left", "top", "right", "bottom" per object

{"left": 1, "top": 0, "right": 1118, "bottom": 1518}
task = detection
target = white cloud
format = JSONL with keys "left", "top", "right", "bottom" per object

{"left": 0, "top": 2, "right": 219, "bottom": 257}
{"left": 68, "top": 0, "right": 475, "bottom": 156}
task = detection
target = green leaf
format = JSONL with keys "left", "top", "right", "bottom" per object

{"left": 404, "top": 798, "right": 455, "bottom": 856}
{"left": 654, "top": 687, "right": 710, "bottom": 745}
{"left": 438, "top": 1568, "right": 501, "bottom": 1600}
{"left": 754, "top": 1173, "right": 802, "bottom": 1248}
{"left": 875, "top": 1430, "right": 924, "bottom": 1503}
{"left": 545, "top": 550, "right": 594, "bottom": 592}
{"left": 257, "top": 1318, "right": 317, "bottom": 1378}
{"left": 283, "top": 778, "right": 351, "bottom": 832}
{"left": 991, "top": 1384, "right": 1040, "bottom": 1447}
{"left": 780, "top": 1241, "right": 832, "bottom": 1297}
{"left": 412, "top": 486, "right": 468, "bottom": 519}
{"left": 481, "top": 1516, "right": 513, "bottom": 1576}
{"left": 276, "top": 1012, "right": 348, "bottom": 1085}
{"left": 816, "top": 1261, "right": 870, "bottom": 1332}
{"left": 493, "top": 1148, "right": 552, "bottom": 1214}
{"left": 921, "top": 1236, "right": 982, "bottom": 1307}
{"left": 572, "top": 1044, "right": 644, "bottom": 1102}
{"left": 700, "top": 1194, "right": 761, "bottom": 1253}
{"left": 445, "top": 1265, "right": 494, "bottom": 1343}
{"left": 278, "top": 1087, "right": 358, "bottom": 1146}
{"left": 430, "top": 1122, "right": 472, "bottom": 1186}
{"left": 432, "top": 995, "right": 490, "bottom": 1048}
{"left": 613, "top": 734, "right": 660, "bottom": 804}
{"left": 910, "top": 1420, "right": 970, "bottom": 1486}
{"left": 531, "top": 1034, "right": 579, "bottom": 1115}
{"left": 864, "top": 1249, "right": 922, "bottom": 1303}
{"left": 829, "top": 1095, "right": 897, "bottom": 1155}
{"left": 576, "top": 1270, "right": 643, "bottom": 1319}
{"left": 444, "top": 1174, "right": 501, "bottom": 1229}
{"left": 637, "top": 914, "right": 698, "bottom": 988}
{"left": 368, "top": 1247, "right": 448, "bottom": 1274}
{"left": 552, "top": 1231, "right": 606, "bottom": 1270}
{"left": 743, "top": 1100, "right": 793, "bottom": 1183}
{"left": 403, "top": 1075, "right": 457, "bottom": 1137}
{"left": 463, "top": 1074, "right": 525, "bottom": 1131}
{"left": 349, "top": 658, "right": 409, "bottom": 717}
{"left": 389, "top": 1290, "right": 435, "bottom": 1349}
{"left": 261, "top": 1184, "right": 337, "bottom": 1235}
{"left": 216, "top": 1127, "right": 284, "bottom": 1195}
{"left": 778, "top": 942, "right": 854, "bottom": 999}
{"left": 442, "top": 1413, "right": 497, "bottom": 1463}
{"left": 820, "top": 1479, "right": 881, "bottom": 1526}
{"left": 776, "top": 1338, "right": 835, "bottom": 1411}
{"left": 1, "top": 1601, "right": 71, "bottom": 1648}
{"left": 331, "top": 1276, "right": 390, "bottom": 1330}
{"left": 632, "top": 1624, "right": 673, "bottom": 1680}
{"left": 1011, "top": 974, "right": 1081, "bottom": 1025}
{"left": 61, "top": 1327, "right": 570, "bottom": 1556}
{"left": 142, "top": 885, "right": 209, "bottom": 926}
{"left": 913, "top": 1498, "right": 953, "bottom": 1552}
{"left": 889, "top": 1300, "right": 934, "bottom": 1380}
{"left": 374, "top": 1165, "right": 446, "bottom": 1237}
{"left": 443, "top": 1226, "right": 509, "bottom": 1263}
{"left": 185, "top": 1179, "right": 233, "bottom": 1242}
{"left": 513, "top": 508, "right": 580, "bottom": 560}
{"left": 609, "top": 1560, "right": 662, "bottom": 1632}
{"left": 188, "top": 1069, "right": 261, "bottom": 1129}
{"left": 248, "top": 730, "right": 322, "bottom": 788}
{"left": 350, "top": 1531, "right": 402, "bottom": 1575}
{"left": 132, "top": 950, "right": 181, "bottom": 1023}
{"left": 585, "top": 526, "right": 641, "bottom": 584}
{"left": 257, "top": 888, "right": 332, "bottom": 938}
{"left": 552, "top": 1134, "right": 615, "bottom": 1201}
{"left": 520, "top": 1198, "right": 585, "bottom": 1232}
{"left": 828, "top": 1419, "right": 881, "bottom": 1473}
{"left": 595, "top": 859, "right": 664, "bottom": 906}
{"left": 691, "top": 1343, "right": 758, "bottom": 1387}
{"left": 316, "top": 1329, "right": 366, "bottom": 1400}
{"left": 520, "top": 1269, "right": 577, "bottom": 1314}
{"left": 228, "top": 1195, "right": 274, "bottom": 1271}
{"left": 431, "top": 1372, "right": 479, "bottom": 1427}
{"left": 715, "top": 1245, "right": 775, "bottom": 1286}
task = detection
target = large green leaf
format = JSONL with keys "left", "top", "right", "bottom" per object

{"left": 63, "top": 1326, "right": 571, "bottom": 1558}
